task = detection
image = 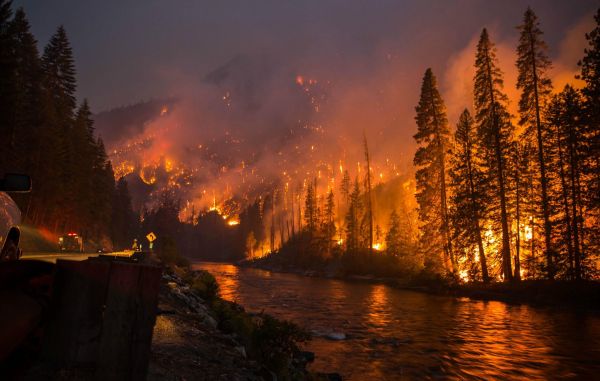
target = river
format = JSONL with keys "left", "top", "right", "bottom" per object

{"left": 194, "top": 262, "right": 600, "bottom": 380}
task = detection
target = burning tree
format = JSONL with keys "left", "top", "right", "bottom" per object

{"left": 413, "top": 68, "right": 454, "bottom": 275}
{"left": 516, "top": 7, "right": 555, "bottom": 279}
{"left": 473, "top": 28, "right": 514, "bottom": 282}
{"left": 449, "top": 109, "right": 490, "bottom": 282}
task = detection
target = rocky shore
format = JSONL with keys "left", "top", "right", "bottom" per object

{"left": 149, "top": 266, "right": 342, "bottom": 381}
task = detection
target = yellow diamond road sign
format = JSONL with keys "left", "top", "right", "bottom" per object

{"left": 146, "top": 232, "right": 157, "bottom": 242}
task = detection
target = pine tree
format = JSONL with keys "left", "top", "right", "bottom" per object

{"left": 40, "top": 25, "right": 78, "bottom": 230}
{"left": 0, "top": 0, "right": 16, "bottom": 173}
{"left": 5, "top": 7, "right": 43, "bottom": 221}
{"left": 548, "top": 92, "right": 576, "bottom": 278}
{"left": 345, "top": 178, "right": 363, "bottom": 252}
{"left": 520, "top": 142, "right": 540, "bottom": 278}
{"left": 508, "top": 141, "right": 527, "bottom": 281}
{"left": 474, "top": 29, "right": 514, "bottom": 281}
{"left": 413, "top": 68, "right": 454, "bottom": 275}
{"left": 449, "top": 109, "right": 490, "bottom": 282}
{"left": 9, "top": 8, "right": 42, "bottom": 168}
{"left": 71, "top": 100, "right": 97, "bottom": 232}
{"left": 323, "top": 188, "right": 336, "bottom": 255}
{"left": 547, "top": 86, "right": 587, "bottom": 279}
{"left": 578, "top": 8, "right": 600, "bottom": 269}
{"left": 363, "top": 133, "right": 374, "bottom": 252}
{"left": 304, "top": 180, "right": 318, "bottom": 237}
{"left": 516, "top": 7, "right": 555, "bottom": 279}
{"left": 42, "top": 25, "right": 76, "bottom": 118}
{"left": 340, "top": 169, "right": 350, "bottom": 206}
{"left": 111, "top": 177, "right": 138, "bottom": 249}
{"left": 385, "top": 210, "right": 402, "bottom": 256}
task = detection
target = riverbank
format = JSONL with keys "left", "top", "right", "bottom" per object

{"left": 150, "top": 265, "right": 342, "bottom": 380}
{"left": 242, "top": 258, "right": 600, "bottom": 311}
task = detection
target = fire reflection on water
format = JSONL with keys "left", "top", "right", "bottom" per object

{"left": 366, "top": 284, "right": 389, "bottom": 328}
{"left": 195, "top": 262, "right": 600, "bottom": 380}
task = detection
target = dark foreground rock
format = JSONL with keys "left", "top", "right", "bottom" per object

{"left": 149, "top": 273, "right": 263, "bottom": 380}
{"left": 149, "top": 268, "right": 340, "bottom": 381}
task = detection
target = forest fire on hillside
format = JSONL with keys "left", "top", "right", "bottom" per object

{"left": 100, "top": 4, "right": 600, "bottom": 284}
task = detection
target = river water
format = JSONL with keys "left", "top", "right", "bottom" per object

{"left": 194, "top": 262, "right": 600, "bottom": 380}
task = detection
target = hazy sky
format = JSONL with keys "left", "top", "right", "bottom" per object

{"left": 14, "top": 1, "right": 597, "bottom": 112}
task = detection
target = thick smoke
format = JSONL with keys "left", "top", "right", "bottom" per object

{"left": 82, "top": 2, "right": 595, "bottom": 218}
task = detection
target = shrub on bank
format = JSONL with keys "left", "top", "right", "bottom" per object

{"left": 211, "top": 297, "right": 310, "bottom": 380}
{"left": 177, "top": 267, "right": 312, "bottom": 380}
{"left": 157, "top": 235, "right": 190, "bottom": 267}
{"left": 189, "top": 270, "right": 220, "bottom": 302}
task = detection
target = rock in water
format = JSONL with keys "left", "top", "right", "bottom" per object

{"left": 325, "top": 332, "right": 346, "bottom": 341}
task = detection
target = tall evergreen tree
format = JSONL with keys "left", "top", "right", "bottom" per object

{"left": 547, "top": 86, "right": 587, "bottom": 279}
{"left": 474, "top": 28, "right": 514, "bottom": 281}
{"left": 548, "top": 91, "right": 576, "bottom": 278}
{"left": 111, "top": 177, "right": 138, "bottom": 249}
{"left": 9, "top": 7, "right": 42, "bottom": 174}
{"left": 39, "top": 25, "right": 78, "bottom": 230}
{"left": 363, "top": 133, "right": 374, "bottom": 252}
{"left": 304, "top": 180, "right": 318, "bottom": 237}
{"left": 0, "top": 0, "right": 16, "bottom": 173}
{"left": 340, "top": 169, "right": 350, "bottom": 206}
{"left": 42, "top": 25, "right": 76, "bottom": 118}
{"left": 413, "top": 68, "right": 454, "bottom": 275}
{"left": 345, "top": 178, "right": 362, "bottom": 252}
{"left": 449, "top": 109, "right": 490, "bottom": 282}
{"left": 323, "top": 189, "right": 336, "bottom": 255}
{"left": 578, "top": 8, "right": 600, "bottom": 267}
{"left": 516, "top": 7, "right": 555, "bottom": 279}
{"left": 385, "top": 210, "right": 402, "bottom": 256}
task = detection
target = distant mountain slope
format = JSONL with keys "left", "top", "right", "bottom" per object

{"left": 94, "top": 98, "right": 177, "bottom": 147}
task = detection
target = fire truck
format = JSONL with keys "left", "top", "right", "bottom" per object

{"left": 58, "top": 232, "right": 84, "bottom": 252}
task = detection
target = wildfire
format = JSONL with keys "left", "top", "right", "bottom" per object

{"left": 524, "top": 224, "right": 533, "bottom": 241}
{"left": 228, "top": 219, "right": 240, "bottom": 226}
{"left": 165, "top": 159, "right": 174, "bottom": 172}
{"left": 372, "top": 243, "right": 383, "bottom": 251}
{"left": 140, "top": 166, "right": 157, "bottom": 185}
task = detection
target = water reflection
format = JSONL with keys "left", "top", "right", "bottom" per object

{"left": 195, "top": 262, "right": 600, "bottom": 380}
{"left": 366, "top": 284, "right": 389, "bottom": 329}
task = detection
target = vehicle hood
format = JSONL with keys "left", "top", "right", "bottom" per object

{"left": 0, "top": 192, "right": 21, "bottom": 248}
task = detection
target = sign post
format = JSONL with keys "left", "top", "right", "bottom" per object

{"left": 146, "top": 232, "right": 157, "bottom": 252}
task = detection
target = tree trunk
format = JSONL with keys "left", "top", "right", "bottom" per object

{"left": 482, "top": 49, "right": 512, "bottom": 281}
{"left": 567, "top": 129, "right": 582, "bottom": 280}
{"left": 428, "top": 90, "right": 455, "bottom": 275}
{"left": 363, "top": 136, "right": 374, "bottom": 253}
{"left": 529, "top": 34, "right": 554, "bottom": 279}
{"left": 466, "top": 144, "right": 489, "bottom": 282}
{"left": 514, "top": 165, "right": 522, "bottom": 281}
{"left": 556, "top": 127, "right": 576, "bottom": 278}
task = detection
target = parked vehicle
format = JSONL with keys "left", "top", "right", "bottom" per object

{"left": 0, "top": 174, "right": 31, "bottom": 261}
{"left": 58, "top": 232, "right": 84, "bottom": 252}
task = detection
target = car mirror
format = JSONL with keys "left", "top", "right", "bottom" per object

{"left": 0, "top": 173, "right": 32, "bottom": 192}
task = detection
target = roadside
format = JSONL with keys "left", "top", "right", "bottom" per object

{"left": 150, "top": 265, "right": 342, "bottom": 381}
